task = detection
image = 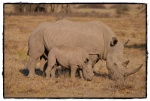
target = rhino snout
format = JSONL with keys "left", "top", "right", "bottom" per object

{"left": 85, "top": 76, "right": 93, "bottom": 81}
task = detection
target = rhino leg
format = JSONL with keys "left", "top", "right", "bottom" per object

{"left": 70, "top": 65, "right": 78, "bottom": 80}
{"left": 79, "top": 70, "right": 84, "bottom": 80}
{"left": 45, "top": 64, "right": 54, "bottom": 79}
{"left": 27, "top": 46, "right": 44, "bottom": 78}
{"left": 27, "top": 53, "right": 44, "bottom": 77}
{"left": 89, "top": 55, "right": 100, "bottom": 73}
{"left": 40, "top": 55, "right": 47, "bottom": 70}
{"left": 45, "top": 52, "right": 56, "bottom": 79}
{"left": 26, "top": 56, "right": 37, "bottom": 78}
{"left": 42, "top": 61, "right": 48, "bottom": 77}
{"left": 89, "top": 55, "right": 99, "bottom": 67}
{"left": 40, "top": 55, "right": 48, "bottom": 77}
{"left": 50, "top": 65, "right": 57, "bottom": 78}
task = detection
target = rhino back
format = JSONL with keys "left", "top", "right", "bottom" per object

{"left": 43, "top": 20, "right": 116, "bottom": 59}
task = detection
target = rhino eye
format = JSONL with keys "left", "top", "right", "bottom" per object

{"left": 110, "top": 37, "right": 118, "bottom": 47}
{"left": 114, "top": 63, "right": 117, "bottom": 66}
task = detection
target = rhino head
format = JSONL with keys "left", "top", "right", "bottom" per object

{"left": 106, "top": 37, "right": 143, "bottom": 81}
{"left": 82, "top": 58, "right": 94, "bottom": 81}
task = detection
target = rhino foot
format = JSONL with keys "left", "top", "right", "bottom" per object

{"left": 45, "top": 76, "right": 50, "bottom": 79}
{"left": 27, "top": 74, "right": 35, "bottom": 78}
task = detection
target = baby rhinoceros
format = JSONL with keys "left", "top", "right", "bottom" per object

{"left": 45, "top": 46, "right": 94, "bottom": 81}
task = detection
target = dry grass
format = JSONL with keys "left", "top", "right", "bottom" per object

{"left": 4, "top": 4, "right": 146, "bottom": 98}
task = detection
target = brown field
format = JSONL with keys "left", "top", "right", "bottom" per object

{"left": 4, "top": 4, "right": 146, "bottom": 98}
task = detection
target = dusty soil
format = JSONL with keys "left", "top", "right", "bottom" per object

{"left": 4, "top": 4, "right": 146, "bottom": 98}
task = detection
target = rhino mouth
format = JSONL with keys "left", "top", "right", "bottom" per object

{"left": 83, "top": 73, "right": 93, "bottom": 81}
{"left": 84, "top": 77, "right": 92, "bottom": 81}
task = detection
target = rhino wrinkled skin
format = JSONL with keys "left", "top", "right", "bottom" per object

{"left": 27, "top": 19, "right": 142, "bottom": 81}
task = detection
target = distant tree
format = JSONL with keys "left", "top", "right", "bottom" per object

{"left": 13, "top": 4, "right": 24, "bottom": 13}
{"left": 116, "top": 4, "right": 130, "bottom": 16}
{"left": 50, "top": 4, "right": 56, "bottom": 13}
{"left": 61, "top": 4, "right": 71, "bottom": 13}
{"left": 114, "top": 4, "right": 130, "bottom": 17}
{"left": 137, "top": 4, "right": 146, "bottom": 14}
{"left": 13, "top": 4, "right": 34, "bottom": 14}
{"left": 34, "top": 6, "right": 46, "bottom": 13}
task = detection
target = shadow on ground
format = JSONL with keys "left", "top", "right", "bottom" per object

{"left": 19, "top": 68, "right": 43, "bottom": 77}
{"left": 19, "top": 67, "right": 112, "bottom": 80}
{"left": 125, "top": 43, "right": 146, "bottom": 50}
{"left": 94, "top": 72, "right": 111, "bottom": 79}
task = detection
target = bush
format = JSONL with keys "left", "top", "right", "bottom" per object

{"left": 137, "top": 4, "right": 146, "bottom": 14}
{"left": 13, "top": 4, "right": 47, "bottom": 14}
{"left": 115, "top": 4, "right": 130, "bottom": 16}
{"left": 13, "top": 4, "right": 24, "bottom": 13}
{"left": 110, "top": 4, "right": 130, "bottom": 17}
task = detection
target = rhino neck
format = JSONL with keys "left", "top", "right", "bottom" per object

{"left": 102, "top": 30, "right": 117, "bottom": 60}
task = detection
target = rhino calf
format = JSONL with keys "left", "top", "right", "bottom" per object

{"left": 45, "top": 46, "right": 94, "bottom": 81}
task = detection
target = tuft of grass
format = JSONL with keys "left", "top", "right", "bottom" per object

{"left": 18, "top": 49, "right": 28, "bottom": 64}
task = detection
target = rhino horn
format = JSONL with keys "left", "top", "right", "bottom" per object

{"left": 124, "top": 64, "right": 143, "bottom": 77}
{"left": 124, "top": 39, "right": 129, "bottom": 46}
{"left": 122, "top": 60, "right": 130, "bottom": 67}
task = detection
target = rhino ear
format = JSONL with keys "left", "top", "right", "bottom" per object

{"left": 110, "top": 37, "right": 118, "bottom": 47}
{"left": 122, "top": 60, "right": 130, "bottom": 67}
{"left": 84, "top": 58, "right": 89, "bottom": 63}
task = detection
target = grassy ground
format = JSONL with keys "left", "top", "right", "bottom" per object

{"left": 4, "top": 4, "right": 146, "bottom": 98}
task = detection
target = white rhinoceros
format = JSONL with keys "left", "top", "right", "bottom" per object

{"left": 27, "top": 20, "right": 142, "bottom": 81}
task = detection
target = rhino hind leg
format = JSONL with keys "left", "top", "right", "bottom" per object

{"left": 45, "top": 52, "right": 56, "bottom": 79}
{"left": 27, "top": 49, "right": 44, "bottom": 77}
{"left": 26, "top": 56, "right": 37, "bottom": 78}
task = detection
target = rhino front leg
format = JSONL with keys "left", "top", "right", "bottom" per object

{"left": 70, "top": 65, "right": 78, "bottom": 80}
{"left": 79, "top": 70, "right": 84, "bottom": 80}
{"left": 40, "top": 55, "right": 47, "bottom": 71}
{"left": 89, "top": 55, "right": 99, "bottom": 67}
{"left": 26, "top": 56, "right": 37, "bottom": 78}
{"left": 45, "top": 65, "right": 53, "bottom": 79}
{"left": 50, "top": 65, "right": 57, "bottom": 78}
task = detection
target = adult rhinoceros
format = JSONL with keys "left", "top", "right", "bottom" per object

{"left": 27, "top": 19, "right": 142, "bottom": 81}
